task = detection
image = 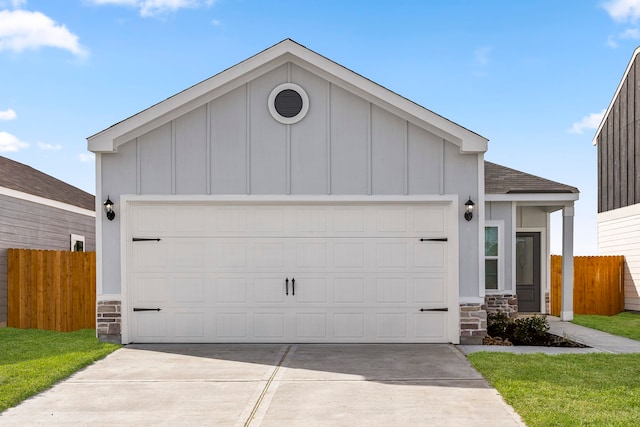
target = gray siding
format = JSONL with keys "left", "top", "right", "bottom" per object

{"left": 99, "top": 62, "right": 480, "bottom": 296}
{"left": 597, "top": 55, "right": 640, "bottom": 213}
{"left": 0, "top": 194, "right": 95, "bottom": 324}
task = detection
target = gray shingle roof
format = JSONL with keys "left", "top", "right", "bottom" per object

{"left": 0, "top": 156, "right": 95, "bottom": 211}
{"left": 485, "top": 161, "right": 579, "bottom": 195}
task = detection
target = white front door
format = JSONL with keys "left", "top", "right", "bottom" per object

{"left": 126, "top": 201, "right": 457, "bottom": 343}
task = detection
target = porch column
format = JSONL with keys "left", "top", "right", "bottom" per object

{"left": 561, "top": 205, "right": 574, "bottom": 321}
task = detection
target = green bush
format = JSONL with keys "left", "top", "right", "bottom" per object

{"left": 487, "top": 312, "right": 549, "bottom": 345}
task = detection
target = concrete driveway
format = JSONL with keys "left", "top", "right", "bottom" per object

{"left": 0, "top": 344, "right": 524, "bottom": 426}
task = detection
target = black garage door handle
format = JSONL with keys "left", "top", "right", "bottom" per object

{"left": 133, "top": 307, "right": 161, "bottom": 312}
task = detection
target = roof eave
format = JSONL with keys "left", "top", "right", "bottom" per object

{"left": 485, "top": 193, "right": 579, "bottom": 203}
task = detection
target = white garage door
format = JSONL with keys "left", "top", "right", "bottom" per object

{"left": 126, "top": 201, "right": 456, "bottom": 343}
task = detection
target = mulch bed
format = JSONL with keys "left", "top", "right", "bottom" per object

{"left": 484, "top": 333, "right": 588, "bottom": 348}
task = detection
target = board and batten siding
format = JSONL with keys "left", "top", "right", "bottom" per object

{"left": 100, "top": 62, "right": 480, "bottom": 298}
{"left": 0, "top": 194, "right": 96, "bottom": 325}
{"left": 598, "top": 204, "right": 640, "bottom": 311}
{"left": 596, "top": 54, "right": 640, "bottom": 214}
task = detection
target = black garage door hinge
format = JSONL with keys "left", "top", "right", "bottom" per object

{"left": 420, "top": 308, "right": 448, "bottom": 312}
{"left": 419, "top": 238, "right": 448, "bottom": 242}
{"left": 132, "top": 237, "right": 162, "bottom": 242}
{"left": 133, "top": 307, "right": 161, "bottom": 312}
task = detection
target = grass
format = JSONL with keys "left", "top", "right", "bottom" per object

{"left": 468, "top": 352, "right": 640, "bottom": 426}
{"left": 0, "top": 328, "right": 120, "bottom": 413}
{"left": 572, "top": 312, "right": 640, "bottom": 341}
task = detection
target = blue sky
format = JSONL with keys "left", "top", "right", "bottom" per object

{"left": 1, "top": 0, "right": 639, "bottom": 254}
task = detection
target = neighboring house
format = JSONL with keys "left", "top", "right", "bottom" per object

{"left": 88, "top": 39, "right": 578, "bottom": 345}
{"left": 0, "top": 155, "right": 96, "bottom": 327}
{"left": 593, "top": 46, "right": 640, "bottom": 312}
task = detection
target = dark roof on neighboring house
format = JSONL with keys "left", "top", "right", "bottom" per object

{"left": 0, "top": 156, "right": 95, "bottom": 211}
{"left": 485, "top": 161, "right": 579, "bottom": 195}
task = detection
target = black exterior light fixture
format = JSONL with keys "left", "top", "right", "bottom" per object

{"left": 104, "top": 195, "right": 115, "bottom": 221}
{"left": 464, "top": 196, "right": 475, "bottom": 221}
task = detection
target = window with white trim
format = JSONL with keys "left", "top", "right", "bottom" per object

{"left": 484, "top": 223, "right": 503, "bottom": 290}
{"left": 71, "top": 234, "right": 85, "bottom": 252}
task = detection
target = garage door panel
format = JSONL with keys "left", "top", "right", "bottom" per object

{"left": 376, "top": 313, "right": 407, "bottom": 338}
{"left": 135, "top": 276, "right": 167, "bottom": 303}
{"left": 294, "top": 277, "right": 327, "bottom": 303}
{"left": 376, "top": 278, "right": 407, "bottom": 303}
{"left": 253, "top": 277, "right": 286, "bottom": 303}
{"left": 216, "top": 313, "right": 248, "bottom": 338}
{"left": 376, "top": 243, "right": 407, "bottom": 268}
{"left": 413, "top": 206, "right": 447, "bottom": 234}
{"left": 217, "top": 241, "right": 247, "bottom": 268}
{"left": 129, "top": 201, "right": 454, "bottom": 343}
{"left": 135, "top": 311, "right": 166, "bottom": 338}
{"left": 333, "top": 278, "right": 365, "bottom": 303}
{"left": 173, "top": 277, "right": 205, "bottom": 302}
{"left": 376, "top": 208, "right": 408, "bottom": 232}
{"left": 414, "top": 243, "right": 446, "bottom": 269}
{"left": 253, "top": 241, "right": 285, "bottom": 267}
{"left": 254, "top": 313, "right": 285, "bottom": 337}
{"left": 215, "top": 277, "right": 247, "bottom": 302}
{"left": 333, "top": 242, "right": 365, "bottom": 268}
{"left": 413, "top": 277, "right": 446, "bottom": 304}
{"left": 333, "top": 313, "right": 364, "bottom": 338}
{"left": 414, "top": 313, "right": 447, "bottom": 339}
{"left": 174, "top": 312, "right": 204, "bottom": 337}
{"left": 296, "top": 313, "right": 327, "bottom": 338}
{"left": 295, "top": 242, "right": 327, "bottom": 268}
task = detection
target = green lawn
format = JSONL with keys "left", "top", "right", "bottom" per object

{"left": 468, "top": 352, "right": 640, "bottom": 426}
{"left": 0, "top": 328, "right": 120, "bottom": 413}
{"left": 468, "top": 312, "right": 640, "bottom": 426}
{"left": 572, "top": 312, "right": 640, "bottom": 341}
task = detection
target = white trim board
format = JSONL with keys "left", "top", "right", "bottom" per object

{"left": 0, "top": 186, "right": 95, "bottom": 217}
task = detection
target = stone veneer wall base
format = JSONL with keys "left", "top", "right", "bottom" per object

{"left": 97, "top": 300, "right": 122, "bottom": 344}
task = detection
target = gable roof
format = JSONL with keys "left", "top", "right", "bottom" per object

{"left": 592, "top": 45, "right": 640, "bottom": 145}
{"left": 485, "top": 161, "right": 579, "bottom": 195}
{"left": 88, "top": 39, "right": 488, "bottom": 154}
{"left": 0, "top": 156, "right": 95, "bottom": 211}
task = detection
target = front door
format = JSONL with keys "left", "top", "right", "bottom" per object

{"left": 516, "top": 232, "right": 541, "bottom": 312}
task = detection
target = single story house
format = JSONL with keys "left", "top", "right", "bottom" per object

{"left": 88, "top": 39, "right": 578, "bottom": 344}
{"left": 0, "top": 155, "right": 96, "bottom": 327}
{"left": 593, "top": 45, "right": 640, "bottom": 311}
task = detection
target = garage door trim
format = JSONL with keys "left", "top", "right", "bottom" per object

{"left": 119, "top": 194, "right": 460, "bottom": 344}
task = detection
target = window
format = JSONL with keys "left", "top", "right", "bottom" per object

{"left": 484, "top": 224, "right": 502, "bottom": 290}
{"left": 71, "top": 234, "right": 85, "bottom": 252}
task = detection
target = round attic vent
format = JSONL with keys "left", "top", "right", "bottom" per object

{"left": 268, "top": 83, "right": 309, "bottom": 124}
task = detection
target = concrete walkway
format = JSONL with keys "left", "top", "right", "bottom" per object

{"left": 458, "top": 317, "right": 640, "bottom": 355}
{"left": 0, "top": 344, "right": 525, "bottom": 426}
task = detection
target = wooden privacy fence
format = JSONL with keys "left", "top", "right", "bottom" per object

{"left": 8, "top": 249, "right": 96, "bottom": 331}
{"left": 551, "top": 255, "right": 625, "bottom": 316}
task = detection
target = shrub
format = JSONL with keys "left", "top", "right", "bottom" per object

{"left": 487, "top": 312, "right": 549, "bottom": 345}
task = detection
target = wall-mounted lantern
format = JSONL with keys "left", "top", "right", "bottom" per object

{"left": 464, "top": 197, "right": 475, "bottom": 221}
{"left": 103, "top": 196, "right": 115, "bottom": 221}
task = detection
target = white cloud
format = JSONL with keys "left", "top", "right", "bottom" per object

{"left": 0, "top": 0, "right": 27, "bottom": 8}
{"left": 0, "top": 108, "right": 16, "bottom": 121}
{"left": 473, "top": 46, "right": 492, "bottom": 67}
{"left": 620, "top": 27, "right": 640, "bottom": 38}
{"left": 89, "top": 0, "right": 215, "bottom": 17}
{"left": 78, "top": 152, "right": 95, "bottom": 163}
{"left": 568, "top": 110, "right": 606, "bottom": 134}
{"left": 37, "top": 141, "right": 62, "bottom": 150}
{"left": 0, "top": 131, "right": 29, "bottom": 152}
{"left": 0, "top": 10, "right": 88, "bottom": 56}
{"left": 604, "top": 0, "right": 640, "bottom": 22}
